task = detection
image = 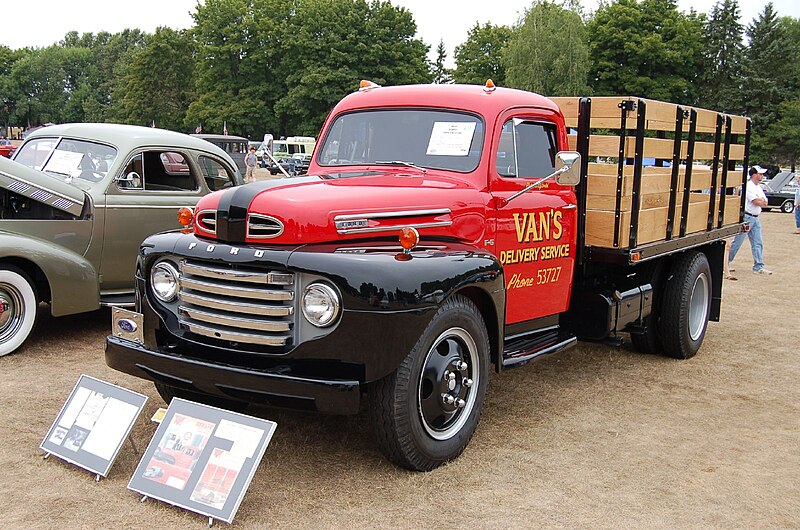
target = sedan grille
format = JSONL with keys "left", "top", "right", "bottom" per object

{"left": 177, "top": 260, "right": 294, "bottom": 347}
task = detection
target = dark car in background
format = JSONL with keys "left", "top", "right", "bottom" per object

{"left": 761, "top": 171, "right": 798, "bottom": 213}
{"left": 191, "top": 134, "right": 250, "bottom": 174}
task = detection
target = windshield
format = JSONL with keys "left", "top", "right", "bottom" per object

{"left": 14, "top": 137, "right": 118, "bottom": 182}
{"left": 318, "top": 109, "right": 484, "bottom": 173}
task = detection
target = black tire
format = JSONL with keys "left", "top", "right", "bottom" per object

{"left": 781, "top": 200, "right": 795, "bottom": 214}
{"left": 368, "top": 295, "right": 490, "bottom": 471}
{"left": 154, "top": 383, "right": 249, "bottom": 412}
{"left": 657, "top": 251, "right": 711, "bottom": 359}
{"left": 0, "top": 265, "right": 38, "bottom": 356}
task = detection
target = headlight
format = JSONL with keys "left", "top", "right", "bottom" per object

{"left": 150, "top": 261, "right": 180, "bottom": 303}
{"left": 301, "top": 283, "right": 340, "bottom": 327}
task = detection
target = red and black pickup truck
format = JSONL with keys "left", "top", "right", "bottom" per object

{"left": 106, "top": 82, "right": 748, "bottom": 470}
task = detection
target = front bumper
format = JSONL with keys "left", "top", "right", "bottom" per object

{"left": 105, "top": 335, "right": 361, "bottom": 414}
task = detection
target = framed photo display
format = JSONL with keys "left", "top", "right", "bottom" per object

{"left": 128, "top": 398, "right": 277, "bottom": 525}
{"left": 40, "top": 374, "right": 148, "bottom": 477}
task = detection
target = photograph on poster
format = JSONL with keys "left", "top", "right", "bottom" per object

{"left": 48, "top": 426, "right": 68, "bottom": 445}
{"left": 40, "top": 375, "right": 148, "bottom": 477}
{"left": 64, "top": 426, "right": 89, "bottom": 452}
{"left": 143, "top": 413, "right": 216, "bottom": 491}
{"left": 128, "top": 399, "right": 277, "bottom": 524}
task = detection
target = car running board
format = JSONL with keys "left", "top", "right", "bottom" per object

{"left": 502, "top": 328, "right": 577, "bottom": 368}
{"left": 100, "top": 292, "right": 135, "bottom": 307}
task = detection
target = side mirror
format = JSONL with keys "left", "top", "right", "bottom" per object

{"left": 555, "top": 151, "right": 581, "bottom": 186}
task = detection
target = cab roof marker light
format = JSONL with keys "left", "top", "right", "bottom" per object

{"left": 359, "top": 80, "right": 381, "bottom": 92}
{"left": 483, "top": 79, "right": 496, "bottom": 93}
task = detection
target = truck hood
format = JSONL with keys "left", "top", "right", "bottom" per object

{"left": 194, "top": 170, "right": 488, "bottom": 245}
{"left": 0, "top": 156, "right": 87, "bottom": 217}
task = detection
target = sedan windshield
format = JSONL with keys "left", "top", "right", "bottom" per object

{"left": 14, "top": 137, "right": 118, "bottom": 182}
{"left": 317, "top": 109, "right": 484, "bottom": 173}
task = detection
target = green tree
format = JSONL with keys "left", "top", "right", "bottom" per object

{"left": 432, "top": 40, "right": 453, "bottom": 84}
{"left": 697, "top": 0, "right": 744, "bottom": 112}
{"left": 453, "top": 22, "right": 512, "bottom": 86}
{"left": 116, "top": 28, "right": 196, "bottom": 130}
{"left": 0, "top": 46, "right": 28, "bottom": 129}
{"left": 274, "top": 0, "right": 429, "bottom": 136}
{"left": 741, "top": 4, "right": 799, "bottom": 161}
{"left": 587, "top": 0, "right": 704, "bottom": 102}
{"left": 504, "top": 0, "right": 590, "bottom": 96}
{"left": 188, "top": 0, "right": 295, "bottom": 138}
{"left": 762, "top": 98, "right": 800, "bottom": 170}
{"left": 10, "top": 47, "right": 73, "bottom": 126}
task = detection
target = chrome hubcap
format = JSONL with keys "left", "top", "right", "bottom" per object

{"left": 0, "top": 286, "right": 23, "bottom": 342}
{"left": 418, "top": 328, "right": 479, "bottom": 441}
{"left": 688, "top": 273, "right": 709, "bottom": 341}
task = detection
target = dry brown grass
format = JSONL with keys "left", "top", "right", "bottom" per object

{"left": 1, "top": 213, "right": 798, "bottom": 528}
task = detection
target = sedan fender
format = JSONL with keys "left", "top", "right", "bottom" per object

{"left": 0, "top": 230, "right": 99, "bottom": 316}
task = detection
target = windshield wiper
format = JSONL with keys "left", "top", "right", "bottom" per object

{"left": 373, "top": 160, "right": 427, "bottom": 174}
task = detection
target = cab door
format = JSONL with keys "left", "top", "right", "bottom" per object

{"left": 490, "top": 112, "right": 577, "bottom": 325}
{"left": 99, "top": 150, "right": 205, "bottom": 294}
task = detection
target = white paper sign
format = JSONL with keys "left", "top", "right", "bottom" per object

{"left": 426, "top": 122, "right": 477, "bottom": 156}
{"left": 45, "top": 150, "right": 85, "bottom": 176}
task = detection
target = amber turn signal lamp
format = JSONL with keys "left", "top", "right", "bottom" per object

{"left": 177, "top": 207, "right": 194, "bottom": 227}
{"left": 359, "top": 80, "right": 381, "bottom": 91}
{"left": 399, "top": 227, "right": 419, "bottom": 253}
{"left": 484, "top": 79, "right": 496, "bottom": 92}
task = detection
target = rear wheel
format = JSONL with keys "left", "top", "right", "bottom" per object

{"left": 369, "top": 295, "right": 489, "bottom": 471}
{"left": 658, "top": 251, "right": 711, "bottom": 359}
{"left": 154, "top": 383, "right": 248, "bottom": 412}
{"left": 781, "top": 200, "right": 795, "bottom": 213}
{"left": 0, "top": 266, "right": 38, "bottom": 357}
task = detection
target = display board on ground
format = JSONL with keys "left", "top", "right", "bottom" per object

{"left": 128, "top": 398, "right": 277, "bottom": 524}
{"left": 40, "top": 374, "right": 148, "bottom": 477}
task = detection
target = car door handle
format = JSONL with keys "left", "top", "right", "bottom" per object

{"left": 563, "top": 204, "right": 577, "bottom": 210}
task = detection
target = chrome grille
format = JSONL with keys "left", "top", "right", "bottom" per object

{"left": 247, "top": 213, "right": 284, "bottom": 239}
{"left": 196, "top": 210, "right": 216, "bottom": 234}
{"left": 177, "top": 260, "right": 294, "bottom": 346}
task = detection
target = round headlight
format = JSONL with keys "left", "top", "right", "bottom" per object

{"left": 150, "top": 261, "right": 180, "bottom": 302}
{"left": 301, "top": 283, "right": 340, "bottom": 327}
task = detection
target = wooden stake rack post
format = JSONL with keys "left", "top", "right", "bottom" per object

{"left": 550, "top": 96, "right": 750, "bottom": 265}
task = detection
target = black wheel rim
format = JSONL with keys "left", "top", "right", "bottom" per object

{"left": 417, "top": 327, "right": 479, "bottom": 441}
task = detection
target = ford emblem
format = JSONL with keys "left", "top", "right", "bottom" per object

{"left": 118, "top": 319, "right": 138, "bottom": 333}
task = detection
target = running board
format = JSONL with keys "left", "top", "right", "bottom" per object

{"left": 502, "top": 329, "right": 577, "bottom": 368}
{"left": 100, "top": 292, "right": 135, "bottom": 307}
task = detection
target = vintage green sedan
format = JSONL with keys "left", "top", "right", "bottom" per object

{"left": 0, "top": 123, "right": 242, "bottom": 356}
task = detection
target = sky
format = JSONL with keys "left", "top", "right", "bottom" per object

{"left": 2, "top": 0, "right": 798, "bottom": 67}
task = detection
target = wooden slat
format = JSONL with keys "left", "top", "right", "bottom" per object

{"left": 568, "top": 135, "right": 747, "bottom": 162}
{"left": 729, "top": 115, "right": 748, "bottom": 135}
{"left": 586, "top": 167, "right": 713, "bottom": 196}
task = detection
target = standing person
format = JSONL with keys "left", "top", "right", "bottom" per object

{"left": 794, "top": 178, "right": 800, "bottom": 234}
{"left": 244, "top": 146, "right": 258, "bottom": 183}
{"left": 728, "top": 165, "right": 772, "bottom": 274}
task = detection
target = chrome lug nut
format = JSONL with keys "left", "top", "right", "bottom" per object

{"left": 447, "top": 371, "right": 456, "bottom": 381}
{"left": 442, "top": 393, "right": 455, "bottom": 405}
{"left": 462, "top": 377, "right": 473, "bottom": 388}
{"left": 456, "top": 361, "right": 468, "bottom": 372}
{"left": 455, "top": 398, "right": 466, "bottom": 408}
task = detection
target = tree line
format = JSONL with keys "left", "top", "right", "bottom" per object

{"left": 0, "top": 0, "right": 798, "bottom": 167}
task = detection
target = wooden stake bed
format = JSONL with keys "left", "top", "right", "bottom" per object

{"left": 551, "top": 97, "right": 749, "bottom": 251}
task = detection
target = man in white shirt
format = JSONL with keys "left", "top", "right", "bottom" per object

{"left": 728, "top": 165, "right": 772, "bottom": 274}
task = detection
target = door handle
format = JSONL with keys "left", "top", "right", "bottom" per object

{"left": 563, "top": 204, "right": 577, "bottom": 210}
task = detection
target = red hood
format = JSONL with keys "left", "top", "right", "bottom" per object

{"left": 193, "top": 170, "right": 489, "bottom": 246}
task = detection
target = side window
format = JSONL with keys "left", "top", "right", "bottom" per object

{"left": 496, "top": 120, "right": 558, "bottom": 179}
{"left": 119, "top": 151, "right": 199, "bottom": 192}
{"left": 199, "top": 156, "right": 237, "bottom": 191}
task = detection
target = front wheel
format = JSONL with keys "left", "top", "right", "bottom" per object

{"left": 658, "top": 251, "right": 711, "bottom": 359}
{"left": 781, "top": 200, "right": 795, "bottom": 213}
{"left": 369, "top": 295, "right": 490, "bottom": 471}
{"left": 0, "top": 266, "right": 38, "bottom": 356}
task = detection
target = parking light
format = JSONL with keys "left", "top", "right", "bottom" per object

{"left": 177, "top": 207, "right": 194, "bottom": 227}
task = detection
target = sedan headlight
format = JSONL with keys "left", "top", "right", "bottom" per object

{"left": 150, "top": 261, "right": 180, "bottom": 302}
{"left": 301, "top": 283, "right": 340, "bottom": 327}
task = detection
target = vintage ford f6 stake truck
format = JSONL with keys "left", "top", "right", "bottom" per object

{"left": 106, "top": 82, "right": 749, "bottom": 470}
